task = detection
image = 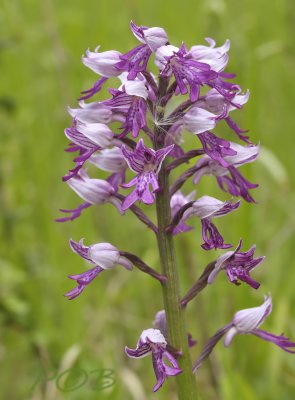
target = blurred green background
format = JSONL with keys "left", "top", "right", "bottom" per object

{"left": 1, "top": 0, "right": 295, "bottom": 399}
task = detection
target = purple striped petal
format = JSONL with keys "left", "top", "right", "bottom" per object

{"left": 252, "top": 330, "right": 295, "bottom": 353}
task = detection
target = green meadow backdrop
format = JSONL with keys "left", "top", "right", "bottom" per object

{"left": 1, "top": 0, "right": 295, "bottom": 399}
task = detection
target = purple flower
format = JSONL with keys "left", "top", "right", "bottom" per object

{"left": 62, "top": 120, "right": 115, "bottom": 181}
{"left": 68, "top": 101, "right": 119, "bottom": 125}
{"left": 63, "top": 129, "right": 99, "bottom": 182}
{"left": 208, "top": 239, "right": 265, "bottom": 289}
{"left": 116, "top": 21, "right": 168, "bottom": 80}
{"left": 81, "top": 46, "right": 121, "bottom": 100}
{"left": 125, "top": 328, "right": 182, "bottom": 392}
{"left": 193, "top": 142, "right": 259, "bottom": 202}
{"left": 184, "top": 196, "right": 240, "bottom": 220}
{"left": 71, "top": 239, "right": 133, "bottom": 269}
{"left": 121, "top": 139, "right": 174, "bottom": 210}
{"left": 198, "top": 88, "right": 250, "bottom": 115}
{"left": 189, "top": 38, "right": 230, "bottom": 72}
{"left": 196, "top": 133, "right": 236, "bottom": 168}
{"left": 67, "top": 170, "right": 119, "bottom": 206}
{"left": 183, "top": 105, "right": 242, "bottom": 167}
{"left": 72, "top": 79, "right": 148, "bottom": 139}
{"left": 129, "top": 21, "right": 168, "bottom": 52}
{"left": 80, "top": 47, "right": 122, "bottom": 99}
{"left": 72, "top": 121, "right": 114, "bottom": 148}
{"left": 193, "top": 295, "right": 295, "bottom": 372}
{"left": 196, "top": 88, "right": 251, "bottom": 142}
{"left": 209, "top": 142, "right": 259, "bottom": 168}
{"left": 182, "top": 195, "right": 240, "bottom": 250}
{"left": 185, "top": 89, "right": 252, "bottom": 144}
{"left": 156, "top": 43, "right": 218, "bottom": 101}
{"left": 57, "top": 170, "right": 122, "bottom": 221}
{"left": 224, "top": 295, "right": 295, "bottom": 353}
{"left": 183, "top": 107, "right": 217, "bottom": 135}
{"left": 156, "top": 40, "right": 240, "bottom": 102}
{"left": 65, "top": 239, "right": 133, "bottom": 299}
{"left": 154, "top": 44, "right": 179, "bottom": 70}
{"left": 64, "top": 121, "right": 114, "bottom": 153}
{"left": 118, "top": 81, "right": 149, "bottom": 138}
{"left": 103, "top": 80, "right": 149, "bottom": 138}
{"left": 82, "top": 47, "right": 122, "bottom": 77}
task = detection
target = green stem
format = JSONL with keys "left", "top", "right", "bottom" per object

{"left": 155, "top": 162, "right": 198, "bottom": 399}
{"left": 153, "top": 77, "right": 198, "bottom": 399}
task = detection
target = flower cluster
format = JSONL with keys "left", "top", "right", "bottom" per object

{"left": 58, "top": 22, "right": 294, "bottom": 393}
